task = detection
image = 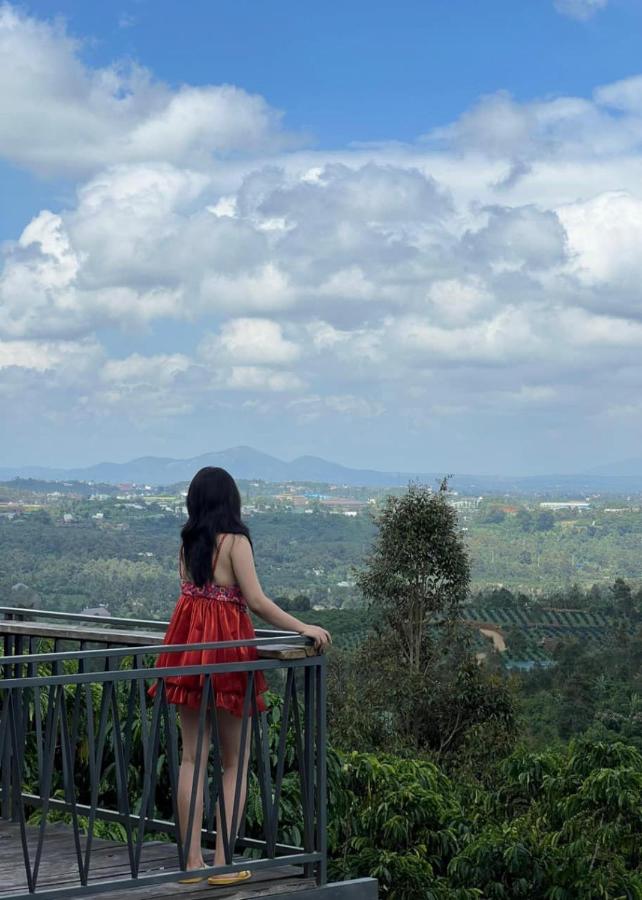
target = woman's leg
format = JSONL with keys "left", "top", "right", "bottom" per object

{"left": 212, "top": 706, "right": 253, "bottom": 868}
{"left": 177, "top": 704, "right": 211, "bottom": 870}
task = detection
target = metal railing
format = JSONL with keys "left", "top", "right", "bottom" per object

{"left": 0, "top": 608, "right": 327, "bottom": 899}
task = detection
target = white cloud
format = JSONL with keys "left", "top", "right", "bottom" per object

{"left": 199, "top": 264, "right": 295, "bottom": 314}
{"left": 5, "top": 2, "right": 642, "bottom": 468}
{"left": 594, "top": 75, "right": 642, "bottom": 112}
{"left": 286, "top": 393, "right": 384, "bottom": 422}
{"left": 554, "top": 0, "right": 608, "bottom": 21}
{"left": 426, "top": 278, "right": 494, "bottom": 326}
{"left": 0, "top": 203, "right": 182, "bottom": 338}
{"left": 101, "top": 353, "right": 192, "bottom": 385}
{"left": 393, "top": 307, "right": 541, "bottom": 365}
{"left": 429, "top": 81, "right": 642, "bottom": 169}
{"left": 0, "top": 4, "right": 295, "bottom": 177}
{"left": 224, "top": 366, "right": 305, "bottom": 392}
{"left": 0, "top": 337, "right": 101, "bottom": 372}
{"left": 558, "top": 191, "right": 642, "bottom": 294}
{"left": 201, "top": 318, "right": 301, "bottom": 365}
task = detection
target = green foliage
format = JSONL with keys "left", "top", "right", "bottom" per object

{"left": 535, "top": 511, "right": 555, "bottom": 532}
{"left": 8, "top": 491, "right": 642, "bottom": 614}
{"left": 330, "top": 483, "right": 517, "bottom": 763}
{"left": 357, "top": 481, "right": 470, "bottom": 644}
{"left": 8, "top": 483, "right": 642, "bottom": 897}
{"left": 328, "top": 752, "right": 471, "bottom": 899}
{"left": 329, "top": 738, "right": 642, "bottom": 899}
{"left": 481, "top": 507, "right": 507, "bottom": 525}
{"left": 0, "top": 504, "right": 376, "bottom": 618}
{"left": 12, "top": 635, "right": 642, "bottom": 899}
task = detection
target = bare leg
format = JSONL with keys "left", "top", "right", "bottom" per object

{"left": 177, "top": 705, "right": 210, "bottom": 870}
{"left": 213, "top": 707, "right": 253, "bottom": 868}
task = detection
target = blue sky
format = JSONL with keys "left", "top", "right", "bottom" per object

{"left": 2, "top": 0, "right": 642, "bottom": 475}
{"left": 15, "top": 0, "right": 642, "bottom": 150}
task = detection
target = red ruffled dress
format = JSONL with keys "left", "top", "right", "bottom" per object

{"left": 149, "top": 534, "right": 269, "bottom": 717}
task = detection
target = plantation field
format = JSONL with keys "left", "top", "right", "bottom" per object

{"left": 466, "top": 510, "right": 642, "bottom": 591}
{"left": 305, "top": 601, "right": 633, "bottom": 671}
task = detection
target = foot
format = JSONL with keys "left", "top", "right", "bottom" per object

{"left": 207, "top": 870, "right": 251, "bottom": 886}
{"left": 178, "top": 857, "right": 206, "bottom": 884}
{"left": 185, "top": 857, "right": 206, "bottom": 871}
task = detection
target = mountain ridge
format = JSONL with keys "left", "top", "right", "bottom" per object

{"left": 2, "top": 446, "right": 642, "bottom": 492}
{"left": 585, "top": 457, "right": 642, "bottom": 477}
{"left": 0, "top": 445, "right": 440, "bottom": 488}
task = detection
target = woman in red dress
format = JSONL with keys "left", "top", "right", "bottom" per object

{"left": 150, "top": 466, "right": 331, "bottom": 886}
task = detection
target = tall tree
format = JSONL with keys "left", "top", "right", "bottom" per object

{"left": 329, "top": 480, "right": 517, "bottom": 764}
{"left": 356, "top": 479, "right": 470, "bottom": 673}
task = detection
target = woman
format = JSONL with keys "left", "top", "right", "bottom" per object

{"left": 149, "top": 466, "right": 331, "bottom": 887}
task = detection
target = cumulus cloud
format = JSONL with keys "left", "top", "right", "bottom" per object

{"left": 0, "top": 4, "right": 295, "bottom": 177}
{"left": 201, "top": 318, "right": 301, "bottom": 365}
{"left": 0, "top": 205, "right": 182, "bottom": 339}
{"left": 101, "top": 353, "right": 192, "bottom": 385}
{"left": 428, "top": 78, "right": 642, "bottom": 171}
{"left": 557, "top": 191, "right": 642, "bottom": 295}
{"left": 4, "top": 2, "right": 642, "bottom": 469}
{"left": 0, "top": 337, "right": 101, "bottom": 372}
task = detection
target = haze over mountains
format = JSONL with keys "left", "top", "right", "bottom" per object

{"left": 2, "top": 446, "right": 642, "bottom": 494}
{"left": 1, "top": 446, "right": 422, "bottom": 488}
{"left": 586, "top": 458, "right": 642, "bottom": 477}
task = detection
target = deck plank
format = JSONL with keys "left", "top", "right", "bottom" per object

{"left": 0, "top": 822, "right": 314, "bottom": 899}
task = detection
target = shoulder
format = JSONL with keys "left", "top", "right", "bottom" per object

{"left": 230, "top": 534, "right": 253, "bottom": 562}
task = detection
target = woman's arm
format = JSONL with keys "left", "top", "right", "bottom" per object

{"left": 231, "top": 535, "right": 331, "bottom": 649}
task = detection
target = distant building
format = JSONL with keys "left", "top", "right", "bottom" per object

{"left": 539, "top": 501, "right": 590, "bottom": 511}
{"left": 448, "top": 496, "right": 483, "bottom": 510}
{"left": 81, "top": 605, "right": 111, "bottom": 618}
{"left": 320, "top": 497, "right": 367, "bottom": 511}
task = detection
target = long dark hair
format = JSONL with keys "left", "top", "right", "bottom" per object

{"left": 180, "top": 467, "right": 252, "bottom": 586}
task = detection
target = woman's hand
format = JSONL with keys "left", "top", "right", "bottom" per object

{"left": 298, "top": 624, "right": 332, "bottom": 653}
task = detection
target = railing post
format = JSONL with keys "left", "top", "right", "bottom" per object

{"left": 0, "top": 691, "right": 10, "bottom": 821}
{"left": 303, "top": 663, "right": 315, "bottom": 879}
{"left": 316, "top": 654, "right": 328, "bottom": 886}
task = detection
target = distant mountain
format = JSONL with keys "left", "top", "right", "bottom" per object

{"left": 585, "top": 458, "right": 642, "bottom": 477}
{"left": 3, "top": 447, "right": 642, "bottom": 493}
{"left": 0, "top": 445, "right": 441, "bottom": 488}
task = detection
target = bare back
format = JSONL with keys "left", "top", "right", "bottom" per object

{"left": 210, "top": 533, "right": 238, "bottom": 587}
{"left": 179, "top": 532, "right": 239, "bottom": 587}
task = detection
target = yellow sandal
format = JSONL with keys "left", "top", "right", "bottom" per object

{"left": 179, "top": 876, "right": 205, "bottom": 884}
{"left": 207, "top": 869, "right": 252, "bottom": 886}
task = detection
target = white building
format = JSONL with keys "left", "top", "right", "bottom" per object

{"left": 539, "top": 501, "right": 590, "bottom": 511}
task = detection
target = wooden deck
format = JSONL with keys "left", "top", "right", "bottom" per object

{"left": 0, "top": 821, "right": 315, "bottom": 899}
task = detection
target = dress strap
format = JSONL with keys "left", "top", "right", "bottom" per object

{"left": 212, "top": 533, "right": 228, "bottom": 577}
